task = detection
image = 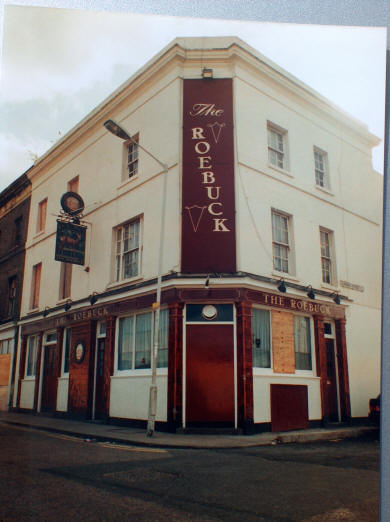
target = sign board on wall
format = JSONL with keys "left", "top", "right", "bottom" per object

{"left": 55, "top": 220, "right": 86, "bottom": 265}
{"left": 182, "top": 79, "right": 236, "bottom": 273}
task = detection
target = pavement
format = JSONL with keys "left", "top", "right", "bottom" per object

{"left": 0, "top": 411, "right": 378, "bottom": 449}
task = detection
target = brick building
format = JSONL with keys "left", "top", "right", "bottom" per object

{"left": 0, "top": 173, "right": 31, "bottom": 410}
{"left": 11, "top": 37, "right": 382, "bottom": 432}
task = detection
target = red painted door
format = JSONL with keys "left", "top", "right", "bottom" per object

{"left": 325, "top": 339, "right": 339, "bottom": 422}
{"left": 41, "top": 346, "right": 57, "bottom": 412}
{"left": 186, "top": 324, "right": 234, "bottom": 424}
{"left": 94, "top": 338, "right": 106, "bottom": 420}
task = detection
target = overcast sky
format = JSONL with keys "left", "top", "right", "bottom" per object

{"left": 0, "top": 6, "right": 386, "bottom": 192}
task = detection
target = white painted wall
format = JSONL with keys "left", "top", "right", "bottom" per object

{"left": 253, "top": 375, "right": 322, "bottom": 423}
{"left": 56, "top": 377, "right": 69, "bottom": 412}
{"left": 19, "top": 379, "right": 35, "bottom": 409}
{"left": 109, "top": 375, "right": 168, "bottom": 421}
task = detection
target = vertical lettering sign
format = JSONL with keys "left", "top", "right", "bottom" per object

{"left": 182, "top": 79, "right": 236, "bottom": 273}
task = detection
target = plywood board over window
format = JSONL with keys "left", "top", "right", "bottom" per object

{"left": 271, "top": 310, "right": 295, "bottom": 373}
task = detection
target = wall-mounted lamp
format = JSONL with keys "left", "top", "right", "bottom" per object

{"left": 255, "top": 338, "right": 261, "bottom": 348}
{"left": 89, "top": 292, "right": 99, "bottom": 305}
{"left": 202, "top": 67, "right": 213, "bottom": 79}
{"left": 43, "top": 306, "right": 50, "bottom": 317}
{"left": 332, "top": 293, "right": 341, "bottom": 305}
{"left": 307, "top": 286, "right": 315, "bottom": 300}
{"left": 277, "top": 278, "right": 287, "bottom": 293}
{"left": 205, "top": 275, "right": 210, "bottom": 288}
{"left": 64, "top": 300, "right": 72, "bottom": 312}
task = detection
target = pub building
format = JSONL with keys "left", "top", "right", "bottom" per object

{"left": 12, "top": 37, "right": 382, "bottom": 433}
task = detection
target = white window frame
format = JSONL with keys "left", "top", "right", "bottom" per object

{"left": 293, "top": 314, "right": 316, "bottom": 375}
{"left": 252, "top": 306, "right": 273, "bottom": 375}
{"left": 267, "top": 122, "right": 289, "bottom": 172}
{"left": 314, "top": 147, "right": 330, "bottom": 190}
{"left": 113, "top": 216, "right": 142, "bottom": 283}
{"left": 122, "top": 134, "right": 139, "bottom": 181}
{"left": 271, "top": 209, "right": 294, "bottom": 275}
{"left": 25, "top": 334, "right": 39, "bottom": 378}
{"left": 0, "top": 338, "right": 12, "bottom": 355}
{"left": 114, "top": 308, "right": 169, "bottom": 376}
{"left": 61, "top": 328, "right": 72, "bottom": 376}
{"left": 320, "top": 227, "right": 337, "bottom": 286}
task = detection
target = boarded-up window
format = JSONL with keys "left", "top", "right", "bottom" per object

{"left": 37, "top": 199, "right": 47, "bottom": 232}
{"left": 31, "top": 263, "right": 42, "bottom": 309}
{"left": 271, "top": 310, "right": 295, "bottom": 373}
{"left": 59, "top": 262, "right": 72, "bottom": 300}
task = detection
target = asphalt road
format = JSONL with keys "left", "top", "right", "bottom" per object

{"left": 0, "top": 423, "right": 380, "bottom": 521}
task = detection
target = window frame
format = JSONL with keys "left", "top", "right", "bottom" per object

{"left": 320, "top": 227, "right": 337, "bottom": 285}
{"left": 7, "top": 275, "right": 17, "bottom": 318}
{"left": 59, "top": 262, "right": 72, "bottom": 300}
{"left": 293, "top": 314, "right": 315, "bottom": 374}
{"left": 61, "top": 328, "right": 72, "bottom": 376}
{"left": 115, "top": 308, "right": 169, "bottom": 375}
{"left": 37, "top": 198, "right": 47, "bottom": 233}
{"left": 271, "top": 209, "right": 294, "bottom": 275}
{"left": 113, "top": 217, "right": 142, "bottom": 283}
{"left": 251, "top": 306, "right": 273, "bottom": 373}
{"left": 314, "top": 147, "right": 330, "bottom": 190}
{"left": 267, "top": 122, "right": 289, "bottom": 172}
{"left": 25, "top": 334, "right": 39, "bottom": 378}
{"left": 30, "top": 262, "right": 42, "bottom": 310}
{"left": 122, "top": 134, "right": 139, "bottom": 181}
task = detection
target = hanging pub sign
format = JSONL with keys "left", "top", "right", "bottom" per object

{"left": 181, "top": 79, "right": 236, "bottom": 273}
{"left": 55, "top": 191, "right": 87, "bottom": 265}
{"left": 55, "top": 220, "right": 87, "bottom": 265}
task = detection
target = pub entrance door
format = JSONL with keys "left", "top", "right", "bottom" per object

{"left": 185, "top": 304, "right": 236, "bottom": 427}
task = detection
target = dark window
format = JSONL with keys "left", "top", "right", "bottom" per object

{"left": 14, "top": 216, "right": 22, "bottom": 246}
{"left": 8, "top": 276, "right": 17, "bottom": 317}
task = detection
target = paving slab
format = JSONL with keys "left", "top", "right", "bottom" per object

{"left": 0, "top": 411, "right": 378, "bottom": 449}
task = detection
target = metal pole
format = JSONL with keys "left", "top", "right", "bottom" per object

{"left": 104, "top": 120, "right": 168, "bottom": 437}
{"left": 147, "top": 164, "right": 168, "bottom": 436}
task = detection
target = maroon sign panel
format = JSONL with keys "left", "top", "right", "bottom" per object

{"left": 182, "top": 79, "right": 236, "bottom": 273}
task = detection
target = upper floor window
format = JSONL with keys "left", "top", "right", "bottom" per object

{"left": 320, "top": 228, "right": 336, "bottom": 285}
{"left": 124, "top": 135, "right": 139, "bottom": 179}
{"left": 30, "top": 262, "right": 42, "bottom": 310}
{"left": 116, "top": 308, "right": 168, "bottom": 371}
{"left": 59, "top": 262, "right": 72, "bottom": 300}
{"left": 314, "top": 148, "right": 329, "bottom": 189}
{"left": 37, "top": 198, "right": 47, "bottom": 233}
{"left": 67, "top": 176, "right": 79, "bottom": 193}
{"left": 114, "top": 218, "right": 141, "bottom": 282}
{"left": 26, "top": 335, "right": 39, "bottom": 377}
{"left": 7, "top": 276, "right": 17, "bottom": 318}
{"left": 272, "top": 210, "right": 292, "bottom": 274}
{"left": 294, "top": 315, "right": 312, "bottom": 371}
{"left": 252, "top": 308, "right": 271, "bottom": 368}
{"left": 268, "top": 123, "right": 288, "bottom": 171}
{"left": 14, "top": 216, "right": 23, "bottom": 246}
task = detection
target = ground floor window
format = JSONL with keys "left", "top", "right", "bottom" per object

{"left": 117, "top": 308, "right": 168, "bottom": 371}
{"left": 62, "top": 328, "right": 71, "bottom": 375}
{"left": 0, "top": 338, "right": 12, "bottom": 354}
{"left": 252, "top": 308, "right": 271, "bottom": 368}
{"left": 26, "top": 335, "right": 39, "bottom": 377}
{"left": 294, "top": 316, "right": 312, "bottom": 370}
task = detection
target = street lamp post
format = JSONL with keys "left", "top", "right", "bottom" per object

{"left": 104, "top": 119, "right": 168, "bottom": 437}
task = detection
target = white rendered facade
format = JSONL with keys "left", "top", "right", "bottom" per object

{"left": 14, "top": 37, "right": 381, "bottom": 430}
